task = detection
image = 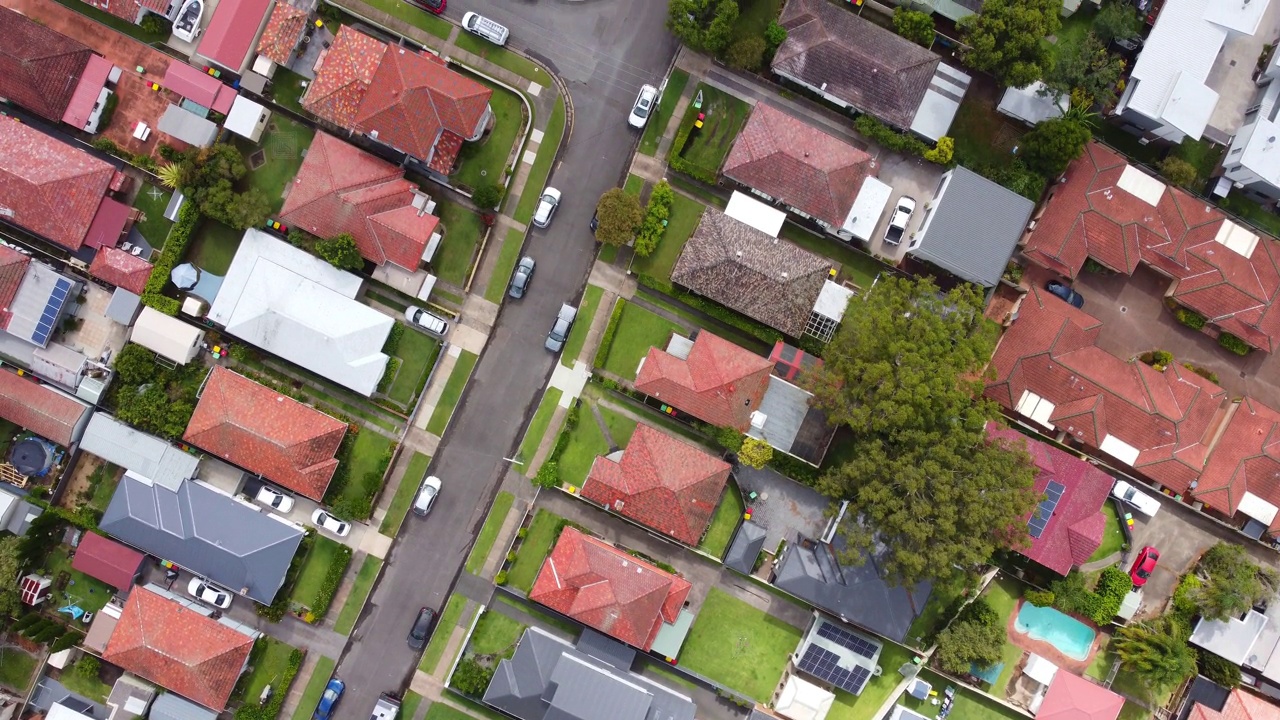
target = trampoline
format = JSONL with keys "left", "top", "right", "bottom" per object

{"left": 10, "top": 437, "right": 53, "bottom": 476}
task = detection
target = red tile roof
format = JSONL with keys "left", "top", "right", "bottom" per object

{"left": 529, "top": 528, "right": 692, "bottom": 651}
{"left": 1038, "top": 672, "right": 1124, "bottom": 720}
{"left": 90, "top": 246, "right": 153, "bottom": 294}
{"left": 0, "top": 369, "right": 86, "bottom": 447}
{"left": 723, "top": 103, "right": 874, "bottom": 229}
{"left": 256, "top": 3, "right": 309, "bottom": 66}
{"left": 71, "top": 531, "right": 144, "bottom": 590}
{"left": 1189, "top": 689, "right": 1280, "bottom": 720}
{"left": 0, "top": 6, "right": 92, "bottom": 122}
{"left": 83, "top": 197, "right": 133, "bottom": 251}
{"left": 162, "top": 63, "right": 237, "bottom": 114}
{"left": 302, "top": 27, "right": 385, "bottom": 127}
{"left": 582, "top": 423, "right": 732, "bottom": 546}
{"left": 279, "top": 133, "right": 439, "bottom": 269}
{"left": 1195, "top": 398, "right": 1280, "bottom": 536}
{"left": 635, "top": 331, "right": 772, "bottom": 432}
{"left": 63, "top": 55, "right": 115, "bottom": 129}
{"left": 198, "top": 0, "right": 272, "bottom": 70}
{"left": 0, "top": 119, "right": 116, "bottom": 251}
{"left": 184, "top": 366, "right": 347, "bottom": 501}
{"left": 0, "top": 246, "right": 32, "bottom": 332}
{"left": 103, "top": 585, "right": 254, "bottom": 710}
{"left": 987, "top": 425, "right": 1112, "bottom": 575}
{"left": 985, "top": 285, "right": 1230, "bottom": 494}
{"left": 1024, "top": 142, "right": 1280, "bottom": 352}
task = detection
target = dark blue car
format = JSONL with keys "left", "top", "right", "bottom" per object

{"left": 1045, "top": 281, "right": 1084, "bottom": 308}
{"left": 313, "top": 678, "right": 345, "bottom": 720}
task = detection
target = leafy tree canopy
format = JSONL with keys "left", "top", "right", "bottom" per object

{"left": 316, "top": 233, "right": 366, "bottom": 272}
{"left": 1193, "top": 542, "right": 1280, "bottom": 622}
{"left": 1113, "top": 617, "right": 1198, "bottom": 690}
{"left": 1042, "top": 32, "right": 1126, "bottom": 108}
{"left": 959, "top": 0, "right": 1060, "bottom": 88}
{"left": 667, "top": 0, "right": 739, "bottom": 54}
{"left": 1093, "top": 1, "right": 1142, "bottom": 44}
{"left": 1020, "top": 118, "right": 1092, "bottom": 177}
{"left": 893, "top": 7, "right": 936, "bottom": 47}
{"left": 595, "top": 188, "right": 644, "bottom": 247}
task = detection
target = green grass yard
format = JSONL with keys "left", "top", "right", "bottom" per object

{"left": 337, "top": 430, "right": 395, "bottom": 512}
{"left": 631, "top": 193, "right": 705, "bottom": 284}
{"left": 400, "top": 691, "right": 424, "bottom": 720}
{"left": 453, "top": 81, "right": 525, "bottom": 194}
{"left": 424, "top": 702, "right": 482, "bottom": 720}
{"left": 950, "top": 94, "right": 1025, "bottom": 172}
{"left": 386, "top": 326, "right": 441, "bottom": 408}
{"left": 334, "top": 555, "right": 382, "bottom": 635}
{"left": 639, "top": 69, "right": 690, "bottom": 157}
{"left": 0, "top": 648, "right": 36, "bottom": 693}
{"left": 732, "top": 0, "right": 783, "bottom": 41}
{"left": 465, "top": 491, "right": 515, "bottom": 574}
{"left": 825, "top": 642, "right": 916, "bottom": 720}
{"left": 699, "top": 485, "right": 744, "bottom": 558}
{"left": 353, "top": 0, "right": 451, "bottom": 38}
{"left": 556, "top": 402, "right": 638, "bottom": 487}
{"left": 421, "top": 593, "right": 472, "bottom": 673}
{"left": 44, "top": 546, "right": 114, "bottom": 614}
{"left": 434, "top": 200, "right": 485, "bottom": 286}
{"left": 290, "top": 535, "right": 347, "bottom": 609}
{"left": 673, "top": 84, "right": 750, "bottom": 176}
{"left": 624, "top": 174, "right": 646, "bottom": 196}
{"left": 560, "top": 285, "right": 604, "bottom": 368}
{"left": 468, "top": 610, "right": 525, "bottom": 659}
{"left": 271, "top": 68, "right": 311, "bottom": 115}
{"left": 238, "top": 637, "right": 300, "bottom": 709}
{"left": 237, "top": 116, "right": 315, "bottom": 213}
{"left": 983, "top": 576, "right": 1025, "bottom": 697}
{"left": 289, "top": 656, "right": 336, "bottom": 720}
{"left": 427, "top": 350, "right": 479, "bottom": 435}
{"left": 508, "top": 509, "right": 569, "bottom": 592}
{"left": 602, "top": 301, "right": 685, "bottom": 378}
{"left": 514, "top": 99, "right": 567, "bottom": 223}
{"left": 1089, "top": 502, "right": 1126, "bottom": 563}
{"left": 186, "top": 219, "right": 243, "bottom": 275}
{"left": 131, "top": 185, "right": 173, "bottom": 250}
{"left": 381, "top": 452, "right": 433, "bottom": 535}
{"left": 452, "top": 35, "right": 545, "bottom": 83}
{"left": 485, "top": 229, "right": 526, "bottom": 304}
{"left": 678, "top": 588, "right": 802, "bottom": 700}
{"left": 59, "top": 663, "right": 111, "bottom": 702}
{"left": 518, "top": 389, "right": 563, "bottom": 471}
{"left": 899, "top": 669, "right": 1027, "bottom": 720}
{"left": 778, "top": 221, "right": 888, "bottom": 290}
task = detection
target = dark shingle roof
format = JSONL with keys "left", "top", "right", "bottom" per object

{"left": 723, "top": 520, "right": 766, "bottom": 573}
{"left": 773, "top": 0, "right": 939, "bottom": 128}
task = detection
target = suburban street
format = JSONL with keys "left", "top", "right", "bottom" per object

{"left": 331, "top": 2, "right": 679, "bottom": 717}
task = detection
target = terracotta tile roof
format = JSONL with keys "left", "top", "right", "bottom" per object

{"left": 1195, "top": 398, "right": 1280, "bottom": 535}
{"left": 635, "top": 331, "right": 772, "bottom": 432}
{"left": 1189, "top": 689, "right": 1280, "bottom": 720}
{"left": 1038, "top": 672, "right": 1124, "bottom": 720}
{"left": 0, "top": 369, "right": 86, "bottom": 447}
{"left": 529, "top": 528, "right": 692, "bottom": 651}
{"left": 1024, "top": 142, "right": 1280, "bottom": 352}
{"left": 773, "top": 0, "right": 938, "bottom": 129}
{"left": 184, "top": 366, "right": 347, "bottom": 501}
{"left": 256, "top": 3, "right": 308, "bottom": 66}
{"left": 90, "top": 247, "right": 153, "bottom": 294}
{"left": 103, "top": 585, "right": 254, "bottom": 710}
{"left": 0, "top": 119, "right": 115, "bottom": 251}
{"left": 582, "top": 424, "right": 732, "bottom": 545}
{"left": 0, "top": 7, "right": 92, "bottom": 122}
{"left": 672, "top": 208, "right": 830, "bottom": 337}
{"left": 985, "top": 285, "right": 1230, "bottom": 493}
{"left": 301, "top": 26, "right": 385, "bottom": 127}
{"left": 0, "top": 246, "right": 32, "bottom": 332}
{"left": 723, "top": 103, "right": 874, "bottom": 228}
{"left": 279, "top": 133, "right": 438, "bottom": 269}
{"left": 987, "top": 425, "right": 1113, "bottom": 575}
{"left": 71, "top": 531, "right": 144, "bottom": 590}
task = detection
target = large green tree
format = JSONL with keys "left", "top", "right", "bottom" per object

{"left": 1193, "top": 543, "right": 1280, "bottom": 622}
{"left": 1043, "top": 32, "right": 1126, "bottom": 108}
{"left": 959, "top": 0, "right": 1060, "bottom": 88}
{"left": 810, "top": 277, "right": 1039, "bottom": 585}
{"left": 1020, "top": 118, "right": 1092, "bottom": 177}
{"left": 667, "top": 0, "right": 739, "bottom": 54}
{"left": 934, "top": 598, "right": 1003, "bottom": 674}
{"left": 594, "top": 188, "right": 643, "bottom": 247}
{"left": 1092, "top": 1, "right": 1142, "bottom": 44}
{"left": 0, "top": 536, "right": 24, "bottom": 618}
{"left": 1113, "top": 618, "right": 1198, "bottom": 690}
{"left": 316, "top": 233, "right": 365, "bottom": 271}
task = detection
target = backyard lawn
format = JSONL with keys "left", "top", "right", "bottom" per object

{"left": 949, "top": 94, "right": 1025, "bottom": 171}
{"left": 421, "top": 593, "right": 471, "bottom": 674}
{"left": 900, "top": 669, "right": 1027, "bottom": 720}
{"left": 355, "top": 0, "right": 451, "bottom": 38}
{"left": 601, "top": 301, "right": 685, "bottom": 378}
{"left": 237, "top": 116, "right": 315, "bottom": 213}
{"left": 631, "top": 193, "right": 705, "bottom": 283}
{"left": 465, "top": 491, "right": 515, "bottom": 574}
{"left": 514, "top": 99, "right": 568, "bottom": 224}
{"left": 0, "top": 648, "right": 36, "bottom": 693}
{"left": 44, "top": 546, "right": 114, "bottom": 614}
{"left": 673, "top": 84, "right": 750, "bottom": 177}
{"left": 289, "top": 656, "right": 336, "bottom": 720}
{"left": 678, "top": 587, "right": 802, "bottom": 700}
{"left": 518, "top": 388, "right": 563, "bottom": 470}
{"left": 290, "top": 535, "right": 349, "bottom": 609}
{"left": 699, "top": 485, "right": 744, "bottom": 559}
{"left": 426, "top": 350, "right": 479, "bottom": 435}
{"left": 238, "top": 638, "right": 300, "bottom": 708}
{"left": 381, "top": 452, "right": 432, "bottom": 535}
{"left": 555, "top": 400, "right": 638, "bottom": 486}
{"left": 983, "top": 576, "right": 1025, "bottom": 697}
{"left": 1088, "top": 502, "right": 1126, "bottom": 562}
{"left": 131, "top": 184, "right": 173, "bottom": 250}
{"left": 434, "top": 200, "right": 485, "bottom": 286}
{"left": 335, "top": 430, "right": 396, "bottom": 511}
{"left": 453, "top": 81, "right": 525, "bottom": 193}
{"left": 334, "top": 555, "right": 381, "bottom": 635}
{"left": 639, "top": 70, "right": 690, "bottom": 157}
{"left": 386, "top": 327, "right": 441, "bottom": 408}
{"left": 468, "top": 609, "right": 526, "bottom": 659}
{"left": 560, "top": 286, "right": 603, "bottom": 368}
{"left": 484, "top": 229, "right": 526, "bottom": 304}
{"left": 59, "top": 663, "right": 111, "bottom": 702}
{"left": 186, "top": 219, "right": 243, "bottom": 275}
{"left": 271, "top": 68, "right": 311, "bottom": 115}
{"left": 732, "top": 0, "right": 783, "bottom": 41}
{"left": 508, "top": 508, "right": 570, "bottom": 592}
{"left": 826, "top": 642, "right": 916, "bottom": 720}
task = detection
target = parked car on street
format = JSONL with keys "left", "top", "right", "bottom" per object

{"left": 532, "top": 188, "right": 561, "bottom": 228}
{"left": 187, "top": 578, "right": 233, "bottom": 609}
{"left": 1046, "top": 280, "right": 1085, "bottom": 308}
{"left": 413, "top": 476, "right": 442, "bottom": 517}
{"left": 1112, "top": 480, "right": 1161, "bottom": 517}
{"left": 256, "top": 485, "right": 294, "bottom": 514}
{"left": 545, "top": 303, "right": 577, "bottom": 352}
{"left": 407, "top": 607, "right": 437, "bottom": 650}
{"left": 461, "top": 12, "right": 507, "bottom": 45}
{"left": 1130, "top": 546, "right": 1160, "bottom": 588}
{"left": 883, "top": 196, "right": 915, "bottom": 246}
{"left": 509, "top": 256, "right": 535, "bottom": 299}
{"left": 312, "top": 509, "right": 351, "bottom": 537}
{"left": 313, "top": 679, "right": 345, "bottom": 720}
{"left": 629, "top": 85, "right": 658, "bottom": 129}
{"left": 406, "top": 0, "right": 443, "bottom": 13}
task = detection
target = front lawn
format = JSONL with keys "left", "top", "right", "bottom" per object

{"left": 431, "top": 200, "right": 485, "bottom": 286}
{"left": 560, "top": 285, "right": 603, "bottom": 368}
{"left": 699, "top": 485, "right": 744, "bottom": 558}
{"left": 288, "top": 656, "right": 336, "bottom": 720}
{"left": 1089, "top": 502, "right": 1126, "bottom": 562}
{"left": 44, "top": 546, "right": 114, "bottom": 614}
{"left": 631, "top": 193, "right": 705, "bottom": 283}
{"left": 186, "top": 219, "right": 243, "bottom": 274}
{"left": 453, "top": 81, "right": 525, "bottom": 194}
{"left": 518, "top": 389, "right": 563, "bottom": 470}
{"left": 381, "top": 452, "right": 432, "bottom": 535}
{"left": 426, "top": 350, "right": 479, "bottom": 435}
{"left": 237, "top": 638, "right": 300, "bottom": 709}
{"left": 556, "top": 401, "right": 638, "bottom": 487}
{"left": 468, "top": 610, "right": 526, "bottom": 659}
{"left": 237, "top": 115, "right": 315, "bottom": 213}
{"left": 601, "top": 301, "right": 684, "bottom": 378}
{"left": 678, "top": 587, "right": 801, "bottom": 700}
{"left": 513, "top": 99, "right": 567, "bottom": 224}
{"left": 464, "top": 491, "right": 515, "bottom": 574}
{"left": 507, "top": 509, "right": 569, "bottom": 592}
{"left": 335, "top": 430, "right": 396, "bottom": 513}
{"left": 386, "top": 326, "right": 441, "bottom": 408}
{"left": 333, "top": 555, "right": 381, "bottom": 635}
{"left": 826, "top": 642, "right": 916, "bottom": 720}
{"left": 639, "top": 70, "right": 690, "bottom": 157}
{"left": 355, "top": 0, "right": 451, "bottom": 38}
{"left": 132, "top": 185, "right": 174, "bottom": 250}
{"left": 673, "top": 84, "right": 751, "bottom": 177}
{"left": 290, "top": 535, "right": 349, "bottom": 609}
{"left": 484, "top": 229, "right": 526, "bottom": 304}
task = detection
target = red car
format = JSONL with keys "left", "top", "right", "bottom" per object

{"left": 407, "top": 0, "right": 444, "bottom": 13}
{"left": 1130, "top": 546, "right": 1160, "bottom": 587}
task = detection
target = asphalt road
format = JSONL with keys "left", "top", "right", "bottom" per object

{"left": 331, "top": 3, "right": 678, "bottom": 717}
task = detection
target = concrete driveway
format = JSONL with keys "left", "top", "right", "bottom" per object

{"left": 733, "top": 466, "right": 830, "bottom": 556}
{"left": 864, "top": 152, "right": 943, "bottom": 263}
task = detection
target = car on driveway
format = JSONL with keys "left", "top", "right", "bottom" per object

{"left": 406, "top": 0, "right": 443, "bottom": 13}
{"left": 312, "top": 509, "right": 351, "bottom": 537}
{"left": 629, "top": 84, "right": 658, "bottom": 129}
{"left": 509, "top": 256, "right": 535, "bottom": 299}
{"left": 1112, "top": 479, "right": 1161, "bottom": 517}
{"left": 413, "top": 476, "right": 442, "bottom": 517}
{"left": 255, "top": 485, "right": 294, "bottom": 514}
{"left": 405, "top": 306, "right": 449, "bottom": 337}
{"left": 1130, "top": 546, "right": 1160, "bottom": 588}
{"left": 545, "top": 303, "right": 577, "bottom": 353}
{"left": 313, "top": 678, "right": 345, "bottom": 720}
{"left": 407, "top": 607, "right": 437, "bottom": 650}
{"left": 532, "top": 188, "right": 561, "bottom": 228}
{"left": 883, "top": 196, "right": 915, "bottom": 246}
{"left": 187, "top": 578, "right": 233, "bottom": 609}
{"left": 1046, "top": 280, "right": 1085, "bottom": 308}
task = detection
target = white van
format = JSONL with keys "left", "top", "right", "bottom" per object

{"left": 462, "top": 12, "right": 508, "bottom": 46}
{"left": 405, "top": 306, "right": 450, "bottom": 337}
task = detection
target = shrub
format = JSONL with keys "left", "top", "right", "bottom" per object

{"left": 1159, "top": 156, "right": 1199, "bottom": 189}
{"left": 768, "top": 451, "right": 819, "bottom": 486}
{"left": 1219, "top": 332, "right": 1252, "bottom": 355}
{"left": 923, "top": 136, "right": 954, "bottom": 165}
{"left": 517, "top": 527, "right": 528, "bottom": 539}
{"left": 707, "top": 424, "right": 744, "bottom": 453}
{"left": 1024, "top": 590, "right": 1055, "bottom": 607}
{"left": 472, "top": 182, "right": 505, "bottom": 211}
{"left": 1199, "top": 652, "right": 1242, "bottom": 688}
{"left": 377, "top": 357, "right": 402, "bottom": 395}
{"left": 1140, "top": 350, "right": 1173, "bottom": 368}
{"left": 764, "top": 21, "right": 787, "bottom": 51}
{"left": 495, "top": 571, "right": 508, "bottom": 585}
{"left": 592, "top": 300, "right": 626, "bottom": 369}
{"left": 1093, "top": 566, "right": 1132, "bottom": 622}
{"left": 1004, "top": 262, "right": 1024, "bottom": 284}
{"left": 506, "top": 551, "right": 517, "bottom": 563}
{"left": 1183, "top": 363, "right": 1220, "bottom": 385}
{"left": 97, "top": 92, "right": 119, "bottom": 130}
{"left": 1174, "top": 307, "right": 1206, "bottom": 330}
{"left": 383, "top": 322, "right": 406, "bottom": 355}
{"left": 738, "top": 436, "right": 773, "bottom": 468}
{"left": 534, "top": 460, "right": 560, "bottom": 489}
{"left": 50, "top": 631, "right": 83, "bottom": 652}
{"left": 451, "top": 657, "right": 494, "bottom": 696}
{"left": 75, "top": 655, "right": 99, "bottom": 678}
{"left": 854, "top": 115, "right": 930, "bottom": 158}
{"left": 725, "top": 36, "right": 766, "bottom": 71}
{"left": 893, "top": 7, "right": 936, "bottom": 47}
{"left": 92, "top": 138, "right": 120, "bottom": 155}
{"left": 634, "top": 182, "right": 674, "bottom": 257}
{"left": 668, "top": 115, "right": 720, "bottom": 184}
{"left": 141, "top": 202, "right": 200, "bottom": 315}
{"left": 139, "top": 12, "right": 170, "bottom": 35}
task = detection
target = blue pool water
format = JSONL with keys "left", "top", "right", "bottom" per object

{"left": 1014, "top": 602, "right": 1096, "bottom": 661}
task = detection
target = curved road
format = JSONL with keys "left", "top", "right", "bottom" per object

{"left": 332, "top": 2, "right": 678, "bottom": 717}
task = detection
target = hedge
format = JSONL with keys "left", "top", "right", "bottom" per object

{"left": 1219, "top": 332, "right": 1253, "bottom": 356}
{"left": 233, "top": 648, "right": 303, "bottom": 720}
{"left": 377, "top": 357, "right": 402, "bottom": 395}
{"left": 592, "top": 299, "right": 626, "bottom": 369}
{"left": 854, "top": 115, "right": 931, "bottom": 159}
{"left": 308, "top": 545, "right": 353, "bottom": 621}
{"left": 1174, "top": 307, "right": 1206, "bottom": 330}
{"left": 634, "top": 182, "right": 674, "bottom": 257}
{"left": 141, "top": 202, "right": 201, "bottom": 315}
{"left": 668, "top": 114, "right": 719, "bottom": 184}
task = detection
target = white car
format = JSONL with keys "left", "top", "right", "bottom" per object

{"left": 883, "top": 196, "right": 916, "bottom": 246}
{"left": 1112, "top": 480, "right": 1161, "bottom": 517}
{"left": 312, "top": 509, "right": 351, "bottom": 537}
{"left": 187, "top": 578, "right": 233, "bottom": 609}
{"left": 532, "top": 188, "right": 561, "bottom": 228}
{"left": 255, "top": 485, "right": 294, "bottom": 514}
{"left": 413, "top": 476, "right": 442, "bottom": 517}
{"left": 629, "top": 84, "right": 658, "bottom": 129}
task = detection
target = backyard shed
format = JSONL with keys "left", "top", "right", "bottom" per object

{"left": 128, "top": 307, "right": 205, "bottom": 365}
{"left": 998, "top": 82, "right": 1068, "bottom": 126}
{"left": 156, "top": 105, "right": 218, "bottom": 148}
{"left": 225, "top": 96, "right": 270, "bottom": 142}
{"left": 71, "top": 531, "right": 144, "bottom": 590}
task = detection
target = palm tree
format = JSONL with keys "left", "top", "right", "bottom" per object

{"left": 157, "top": 163, "right": 183, "bottom": 190}
{"left": 1113, "top": 618, "right": 1197, "bottom": 691}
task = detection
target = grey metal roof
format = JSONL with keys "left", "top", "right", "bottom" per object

{"left": 30, "top": 676, "right": 109, "bottom": 717}
{"left": 576, "top": 629, "right": 636, "bottom": 670}
{"left": 772, "top": 534, "right": 932, "bottom": 644}
{"left": 81, "top": 414, "right": 200, "bottom": 491}
{"left": 547, "top": 654, "right": 650, "bottom": 720}
{"left": 105, "top": 288, "right": 142, "bottom": 325}
{"left": 107, "top": 674, "right": 155, "bottom": 720}
{"left": 100, "top": 475, "right": 303, "bottom": 604}
{"left": 149, "top": 691, "right": 217, "bottom": 720}
{"left": 157, "top": 105, "right": 217, "bottom": 148}
{"left": 724, "top": 520, "right": 767, "bottom": 573}
{"left": 909, "top": 167, "right": 1034, "bottom": 287}
{"left": 751, "top": 376, "right": 810, "bottom": 456}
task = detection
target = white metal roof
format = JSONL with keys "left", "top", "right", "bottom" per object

{"left": 1023, "top": 654, "right": 1058, "bottom": 686}
{"left": 1121, "top": 0, "right": 1228, "bottom": 140}
{"left": 996, "top": 82, "right": 1067, "bottom": 126}
{"left": 1240, "top": 491, "right": 1280, "bottom": 524}
{"left": 1204, "top": 0, "right": 1271, "bottom": 34}
{"left": 1100, "top": 434, "right": 1142, "bottom": 465}
{"left": 1236, "top": 116, "right": 1280, "bottom": 189}
{"left": 1016, "top": 390, "right": 1056, "bottom": 429}
{"left": 209, "top": 229, "right": 391, "bottom": 396}
{"left": 224, "top": 95, "right": 267, "bottom": 139}
{"left": 130, "top": 306, "right": 205, "bottom": 364}
{"left": 910, "top": 63, "right": 970, "bottom": 142}
{"left": 1214, "top": 220, "right": 1260, "bottom": 258}
{"left": 157, "top": 104, "right": 217, "bottom": 147}
{"left": 1116, "top": 166, "right": 1167, "bottom": 207}
{"left": 1162, "top": 71, "right": 1220, "bottom": 140}
{"left": 725, "top": 191, "right": 787, "bottom": 238}
{"left": 841, "top": 177, "right": 892, "bottom": 240}
{"left": 776, "top": 676, "right": 834, "bottom": 720}
{"left": 813, "top": 280, "right": 854, "bottom": 322}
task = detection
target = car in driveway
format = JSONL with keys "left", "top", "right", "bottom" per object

{"left": 406, "top": 0, "right": 443, "bottom": 13}
{"left": 532, "top": 188, "right": 561, "bottom": 228}
{"left": 407, "top": 606, "right": 437, "bottom": 650}
{"left": 187, "top": 578, "right": 232, "bottom": 609}
{"left": 883, "top": 196, "right": 915, "bottom": 246}
{"left": 413, "top": 476, "right": 442, "bottom": 517}
{"left": 1112, "top": 479, "right": 1161, "bottom": 517}
{"left": 312, "top": 509, "right": 351, "bottom": 537}
{"left": 1046, "top": 280, "right": 1085, "bottom": 308}
{"left": 1130, "top": 546, "right": 1160, "bottom": 588}
{"left": 405, "top": 306, "right": 449, "bottom": 337}
{"left": 255, "top": 485, "right": 294, "bottom": 514}
{"left": 313, "top": 678, "right": 345, "bottom": 720}
{"left": 629, "top": 84, "right": 658, "bottom": 129}
{"left": 545, "top": 303, "right": 577, "bottom": 352}
{"left": 508, "top": 256, "right": 535, "bottom": 299}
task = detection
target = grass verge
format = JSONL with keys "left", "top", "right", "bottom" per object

{"left": 289, "top": 656, "right": 336, "bottom": 720}
{"left": 334, "top": 555, "right": 383, "bottom": 635}
{"left": 514, "top": 99, "right": 567, "bottom": 224}
{"left": 464, "top": 491, "right": 516, "bottom": 574}
{"left": 381, "top": 452, "right": 433, "bottom": 535}
{"left": 426, "top": 350, "right": 479, "bottom": 435}
{"left": 517, "top": 388, "right": 563, "bottom": 470}
{"left": 353, "top": 0, "right": 451, "bottom": 37}
{"left": 560, "top": 285, "right": 603, "bottom": 368}
{"left": 420, "top": 593, "right": 471, "bottom": 674}
{"left": 484, "top": 229, "right": 526, "bottom": 304}
{"left": 453, "top": 34, "right": 545, "bottom": 82}
{"left": 639, "top": 69, "right": 690, "bottom": 156}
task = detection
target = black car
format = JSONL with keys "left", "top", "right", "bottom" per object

{"left": 1045, "top": 280, "right": 1084, "bottom": 308}
{"left": 407, "top": 607, "right": 437, "bottom": 650}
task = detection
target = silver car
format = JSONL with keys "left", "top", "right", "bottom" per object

{"left": 629, "top": 84, "right": 658, "bottom": 129}
{"left": 545, "top": 303, "right": 577, "bottom": 352}
{"left": 413, "top": 476, "right": 442, "bottom": 517}
{"left": 532, "top": 188, "right": 561, "bottom": 228}
{"left": 509, "top": 256, "right": 535, "bottom": 299}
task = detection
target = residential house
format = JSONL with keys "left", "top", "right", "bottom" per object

{"left": 301, "top": 26, "right": 493, "bottom": 174}
{"left": 580, "top": 423, "right": 731, "bottom": 546}
{"left": 1189, "top": 603, "right": 1280, "bottom": 700}
{"left": 195, "top": 0, "right": 275, "bottom": 73}
{"left": 528, "top": 528, "right": 693, "bottom": 653}
{"left": 1186, "top": 688, "right": 1280, "bottom": 720}
{"left": 148, "top": 694, "right": 216, "bottom": 720}
{"left": 89, "top": 247, "right": 153, "bottom": 296}
{"left": 79, "top": 413, "right": 200, "bottom": 489}
{"left": 721, "top": 103, "right": 875, "bottom": 240}
{"left": 0, "top": 486, "right": 43, "bottom": 536}
{"left": 1224, "top": 45, "right": 1280, "bottom": 201}
{"left": 71, "top": 532, "right": 144, "bottom": 591}
{"left": 1114, "top": 0, "right": 1272, "bottom": 144}
{"left": 1037, "top": 672, "right": 1124, "bottom": 720}
{"left": 184, "top": 366, "right": 347, "bottom": 501}
{"left": 0, "top": 7, "right": 91, "bottom": 123}
{"left": 906, "top": 166, "right": 1034, "bottom": 287}
{"left": 280, "top": 132, "right": 443, "bottom": 270}
{"left": 1023, "top": 142, "right": 1280, "bottom": 352}
{"left": 0, "top": 245, "right": 88, "bottom": 351}
{"left": 254, "top": 3, "right": 309, "bottom": 71}
{"left": 160, "top": 63, "right": 237, "bottom": 116}
{"left": 788, "top": 615, "right": 882, "bottom": 697}
{"left": 772, "top": 0, "right": 970, "bottom": 141}
{"left": 0, "top": 370, "right": 91, "bottom": 448}
{"left": 1195, "top": 397, "right": 1280, "bottom": 538}
{"left": 208, "top": 229, "right": 393, "bottom": 396}
{"left": 987, "top": 425, "right": 1113, "bottom": 575}
{"left": 483, "top": 627, "right": 696, "bottom": 720}
{"left": 101, "top": 584, "right": 257, "bottom": 710}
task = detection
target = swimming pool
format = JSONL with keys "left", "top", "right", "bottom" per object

{"left": 1014, "top": 602, "right": 1096, "bottom": 661}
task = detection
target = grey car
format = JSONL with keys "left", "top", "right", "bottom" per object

{"left": 508, "top": 256, "right": 535, "bottom": 299}
{"left": 545, "top": 303, "right": 577, "bottom": 352}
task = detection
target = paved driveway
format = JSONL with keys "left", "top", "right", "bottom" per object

{"left": 865, "top": 154, "right": 943, "bottom": 263}
{"left": 733, "top": 466, "right": 830, "bottom": 555}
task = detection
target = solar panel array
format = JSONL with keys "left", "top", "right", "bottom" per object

{"left": 1028, "top": 480, "right": 1067, "bottom": 539}
{"left": 816, "top": 621, "right": 878, "bottom": 659}
{"left": 797, "top": 645, "right": 871, "bottom": 694}
{"left": 31, "top": 278, "right": 72, "bottom": 346}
